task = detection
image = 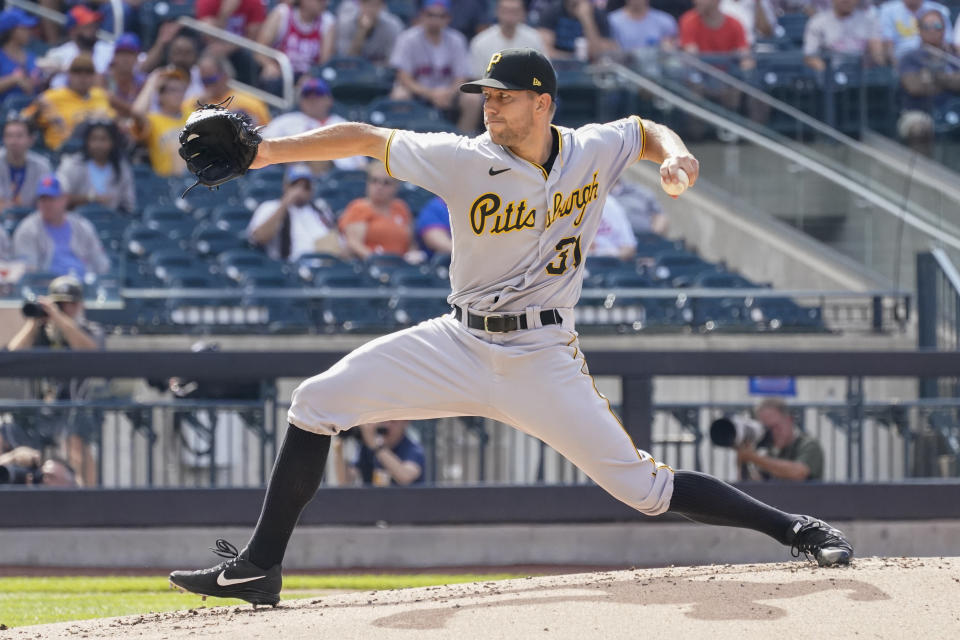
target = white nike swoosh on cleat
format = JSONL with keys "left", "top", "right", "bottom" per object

{"left": 216, "top": 570, "right": 266, "bottom": 586}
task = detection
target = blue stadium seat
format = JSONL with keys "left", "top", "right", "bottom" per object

{"left": 1, "top": 94, "right": 33, "bottom": 115}
{"left": 18, "top": 272, "right": 59, "bottom": 297}
{"left": 190, "top": 222, "right": 249, "bottom": 257}
{"left": 365, "top": 254, "right": 412, "bottom": 283}
{"left": 778, "top": 14, "right": 808, "bottom": 48}
{"left": 365, "top": 98, "right": 443, "bottom": 129}
{"left": 315, "top": 57, "right": 394, "bottom": 107}
{"left": 241, "top": 183, "right": 284, "bottom": 211}
{"left": 212, "top": 206, "right": 255, "bottom": 234}
{"left": 755, "top": 51, "right": 822, "bottom": 129}
{"left": 295, "top": 253, "right": 354, "bottom": 282}
{"left": 1, "top": 205, "right": 34, "bottom": 234}
{"left": 399, "top": 184, "right": 435, "bottom": 213}
{"left": 553, "top": 59, "right": 601, "bottom": 128}
{"left": 94, "top": 217, "right": 129, "bottom": 252}
{"left": 651, "top": 250, "right": 714, "bottom": 284}
{"left": 387, "top": 266, "right": 446, "bottom": 288}
{"left": 235, "top": 264, "right": 299, "bottom": 288}
{"left": 124, "top": 223, "right": 171, "bottom": 257}
{"left": 389, "top": 295, "right": 451, "bottom": 326}
{"left": 143, "top": 205, "right": 196, "bottom": 239}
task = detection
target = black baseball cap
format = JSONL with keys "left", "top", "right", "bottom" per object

{"left": 460, "top": 48, "right": 557, "bottom": 100}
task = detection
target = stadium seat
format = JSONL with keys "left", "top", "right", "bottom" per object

{"left": 234, "top": 264, "right": 299, "bottom": 288}
{"left": 124, "top": 223, "right": 172, "bottom": 257}
{"left": 553, "top": 59, "right": 601, "bottom": 128}
{"left": 777, "top": 14, "right": 808, "bottom": 48}
{"left": 399, "top": 184, "right": 435, "bottom": 213}
{"left": 143, "top": 205, "right": 196, "bottom": 239}
{"left": 389, "top": 294, "right": 451, "bottom": 326}
{"left": 1, "top": 205, "right": 34, "bottom": 234}
{"left": 315, "top": 57, "right": 394, "bottom": 106}
{"left": 364, "top": 254, "right": 412, "bottom": 283}
{"left": 242, "top": 183, "right": 284, "bottom": 211}
{"left": 365, "top": 98, "right": 443, "bottom": 129}
{"left": 18, "top": 272, "right": 59, "bottom": 297}
{"left": 212, "top": 206, "right": 255, "bottom": 234}
{"left": 190, "top": 222, "right": 249, "bottom": 257}
{"left": 295, "top": 253, "right": 353, "bottom": 282}
{"left": 1, "top": 93, "right": 33, "bottom": 115}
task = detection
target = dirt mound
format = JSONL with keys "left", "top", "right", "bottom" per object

{"left": 9, "top": 557, "right": 959, "bottom": 640}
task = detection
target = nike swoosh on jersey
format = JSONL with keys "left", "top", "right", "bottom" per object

{"left": 488, "top": 167, "right": 511, "bottom": 176}
{"left": 216, "top": 571, "right": 266, "bottom": 586}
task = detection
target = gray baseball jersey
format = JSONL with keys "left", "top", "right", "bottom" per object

{"left": 288, "top": 117, "right": 675, "bottom": 516}
{"left": 384, "top": 117, "right": 645, "bottom": 312}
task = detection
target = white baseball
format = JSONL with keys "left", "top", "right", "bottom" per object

{"left": 661, "top": 168, "right": 689, "bottom": 197}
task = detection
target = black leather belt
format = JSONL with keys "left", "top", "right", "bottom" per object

{"left": 454, "top": 306, "right": 562, "bottom": 333}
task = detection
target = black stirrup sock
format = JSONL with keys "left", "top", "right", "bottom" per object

{"left": 246, "top": 424, "right": 331, "bottom": 569}
{"left": 667, "top": 470, "right": 796, "bottom": 544}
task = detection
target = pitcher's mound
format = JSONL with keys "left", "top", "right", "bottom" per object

{"left": 11, "top": 557, "right": 959, "bottom": 640}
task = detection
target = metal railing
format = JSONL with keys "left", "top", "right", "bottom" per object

{"left": 918, "top": 248, "right": 960, "bottom": 398}
{"left": 174, "top": 16, "right": 295, "bottom": 111}
{"left": 2, "top": 389, "right": 956, "bottom": 489}
{"left": 2, "top": 351, "right": 959, "bottom": 489}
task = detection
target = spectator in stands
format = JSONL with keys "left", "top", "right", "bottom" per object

{"left": 334, "top": 0, "right": 404, "bottom": 66}
{"left": 256, "top": 0, "right": 336, "bottom": 91}
{"left": 416, "top": 196, "right": 452, "bottom": 259}
{"left": 803, "top": 0, "right": 885, "bottom": 72}
{"left": 470, "top": 0, "right": 546, "bottom": 77}
{"left": 874, "top": 0, "right": 952, "bottom": 65}
{"left": 591, "top": 194, "right": 638, "bottom": 260}
{"left": 534, "top": 0, "right": 616, "bottom": 62}
{"left": 247, "top": 164, "right": 340, "bottom": 261}
{"left": 0, "top": 444, "right": 79, "bottom": 487}
{"left": 0, "top": 226, "right": 9, "bottom": 260}
{"left": 771, "top": 0, "right": 830, "bottom": 16}
{"left": 57, "top": 120, "right": 136, "bottom": 213}
{"left": 4, "top": 274, "right": 103, "bottom": 487}
{"left": 896, "top": 9, "right": 960, "bottom": 154}
{"left": 339, "top": 160, "right": 413, "bottom": 260}
{"left": 332, "top": 420, "right": 425, "bottom": 486}
{"left": 389, "top": 0, "right": 474, "bottom": 132}
{"left": 106, "top": 34, "right": 145, "bottom": 108}
{"left": 0, "top": 8, "right": 41, "bottom": 104}
{"left": 737, "top": 398, "right": 824, "bottom": 482}
{"left": 679, "top": 0, "right": 754, "bottom": 71}
{"left": 607, "top": 0, "right": 679, "bottom": 54}
{"left": 719, "top": 0, "right": 777, "bottom": 46}
{"left": 261, "top": 77, "right": 366, "bottom": 172}
{"left": 449, "top": 0, "right": 492, "bottom": 40}
{"left": 41, "top": 6, "right": 115, "bottom": 88}
{"left": 196, "top": 0, "right": 267, "bottom": 84}
{"left": 23, "top": 54, "right": 116, "bottom": 151}
{"left": 609, "top": 178, "right": 668, "bottom": 235}
{"left": 193, "top": 55, "right": 271, "bottom": 127}
{"left": 141, "top": 26, "right": 205, "bottom": 104}
{"left": 11, "top": 174, "right": 110, "bottom": 276}
{"left": 130, "top": 69, "right": 190, "bottom": 177}
{"left": 0, "top": 117, "right": 53, "bottom": 212}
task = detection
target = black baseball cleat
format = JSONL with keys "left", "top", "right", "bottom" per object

{"left": 787, "top": 516, "right": 854, "bottom": 567}
{"left": 169, "top": 539, "right": 282, "bottom": 606}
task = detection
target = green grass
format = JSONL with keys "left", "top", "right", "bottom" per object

{"left": 0, "top": 574, "right": 524, "bottom": 629}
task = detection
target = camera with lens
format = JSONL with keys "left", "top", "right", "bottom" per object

{"left": 21, "top": 301, "right": 47, "bottom": 318}
{"left": 0, "top": 463, "right": 39, "bottom": 485}
{"left": 709, "top": 415, "right": 772, "bottom": 448}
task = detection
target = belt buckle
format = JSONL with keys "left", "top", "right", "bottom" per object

{"left": 483, "top": 314, "right": 506, "bottom": 333}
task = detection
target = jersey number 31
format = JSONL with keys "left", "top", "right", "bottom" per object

{"left": 546, "top": 234, "right": 583, "bottom": 275}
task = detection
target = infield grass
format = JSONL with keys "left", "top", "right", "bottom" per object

{"left": 0, "top": 573, "right": 525, "bottom": 628}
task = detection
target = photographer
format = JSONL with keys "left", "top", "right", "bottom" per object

{"left": 332, "top": 420, "right": 425, "bottom": 487}
{"left": 4, "top": 275, "right": 104, "bottom": 486}
{"left": 0, "top": 444, "right": 78, "bottom": 487}
{"left": 736, "top": 398, "right": 824, "bottom": 482}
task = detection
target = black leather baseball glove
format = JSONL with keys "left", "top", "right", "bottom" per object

{"left": 178, "top": 98, "right": 262, "bottom": 195}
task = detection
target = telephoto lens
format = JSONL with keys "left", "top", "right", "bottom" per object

{"left": 21, "top": 301, "right": 47, "bottom": 318}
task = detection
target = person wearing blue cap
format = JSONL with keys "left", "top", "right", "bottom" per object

{"left": 261, "top": 77, "right": 366, "bottom": 172}
{"left": 247, "top": 164, "right": 340, "bottom": 261}
{"left": 107, "top": 33, "right": 145, "bottom": 106}
{"left": 0, "top": 8, "right": 40, "bottom": 102}
{"left": 11, "top": 173, "right": 110, "bottom": 277}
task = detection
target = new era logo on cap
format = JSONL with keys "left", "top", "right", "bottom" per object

{"left": 460, "top": 48, "right": 557, "bottom": 100}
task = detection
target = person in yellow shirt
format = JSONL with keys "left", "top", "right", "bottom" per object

{"left": 131, "top": 69, "right": 189, "bottom": 177}
{"left": 22, "top": 54, "right": 115, "bottom": 151}
{"left": 187, "top": 55, "right": 271, "bottom": 127}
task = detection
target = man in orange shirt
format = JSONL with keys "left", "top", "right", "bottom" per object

{"left": 338, "top": 161, "right": 412, "bottom": 259}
